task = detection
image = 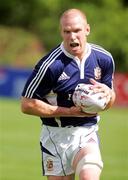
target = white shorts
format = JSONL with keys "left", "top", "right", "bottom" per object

{"left": 40, "top": 124, "right": 103, "bottom": 176}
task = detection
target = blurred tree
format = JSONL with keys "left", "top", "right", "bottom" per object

{"left": 0, "top": 0, "right": 127, "bottom": 71}
{"left": 86, "top": 0, "right": 128, "bottom": 72}
{"left": 0, "top": 0, "right": 45, "bottom": 27}
{"left": 0, "top": 26, "right": 44, "bottom": 67}
{"left": 121, "top": 0, "right": 128, "bottom": 7}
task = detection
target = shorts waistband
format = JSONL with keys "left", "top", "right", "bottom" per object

{"left": 43, "top": 122, "right": 97, "bottom": 128}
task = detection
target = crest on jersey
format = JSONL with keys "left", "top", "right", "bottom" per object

{"left": 94, "top": 67, "right": 101, "bottom": 80}
{"left": 46, "top": 158, "right": 53, "bottom": 171}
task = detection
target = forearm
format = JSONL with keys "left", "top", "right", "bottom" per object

{"left": 21, "top": 97, "right": 71, "bottom": 117}
{"left": 105, "top": 89, "right": 116, "bottom": 110}
{"left": 21, "top": 97, "right": 96, "bottom": 118}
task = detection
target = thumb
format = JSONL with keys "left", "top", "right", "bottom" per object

{"left": 89, "top": 78, "right": 98, "bottom": 85}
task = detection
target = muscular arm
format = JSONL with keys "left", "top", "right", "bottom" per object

{"left": 21, "top": 97, "right": 94, "bottom": 118}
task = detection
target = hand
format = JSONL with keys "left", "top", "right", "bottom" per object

{"left": 89, "top": 78, "right": 111, "bottom": 104}
{"left": 70, "top": 106, "right": 97, "bottom": 117}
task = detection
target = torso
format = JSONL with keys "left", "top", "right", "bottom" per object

{"left": 22, "top": 43, "right": 115, "bottom": 127}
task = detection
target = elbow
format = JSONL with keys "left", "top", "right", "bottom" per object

{"left": 111, "top": 90, "right": 116, "bottom": 106}
{"left": 21, "top": 104, "right": 28, "bottom": 114}
{"left": 21, "top": 101, "right": 29, "bottom": 114}
{"left": 105, "top": 90, "right": 116, "bottom": 110}
{"left": 21, "top": 97, "right": 33, "bottom": 115}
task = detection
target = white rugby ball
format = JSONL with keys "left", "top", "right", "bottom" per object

{"left": 72, "top": 83, "right": 107, "bottom": 114}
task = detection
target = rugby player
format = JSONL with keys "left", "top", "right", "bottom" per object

{"left": 21, "top": 8, "right": 116, "bottom": 180}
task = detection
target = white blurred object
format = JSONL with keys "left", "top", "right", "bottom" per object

{"left": 72, "top": 84, "right": 107, "bottom": 114}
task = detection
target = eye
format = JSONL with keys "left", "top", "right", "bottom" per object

{"left": 64, "top": 30, "right": 70, "bottom": 34}
{"left": 74, "top": 29, "right": 81, "bottom": 33}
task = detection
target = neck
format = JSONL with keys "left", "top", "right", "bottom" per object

{"left": 75, "top": 45, "right": 88, "bottom": 61}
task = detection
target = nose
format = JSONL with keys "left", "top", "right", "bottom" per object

{"left": 70, "top": 32, "right": 76, "bottom": 41}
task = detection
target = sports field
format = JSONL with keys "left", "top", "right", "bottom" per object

{"left": 0, "top": 98, "right": 128, "bottom": 180}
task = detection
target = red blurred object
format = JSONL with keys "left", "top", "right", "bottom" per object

{"left": 114, "top": 73, "right": 128, "bottom": 106}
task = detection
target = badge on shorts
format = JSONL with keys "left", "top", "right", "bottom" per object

{"left": 46, "top": 158, "right": 53, "bottom": 171}
{"left": 94, "top": 67, "right": 101, "bottom": 80}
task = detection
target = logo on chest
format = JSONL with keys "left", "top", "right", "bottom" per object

{"left": 94, "top": 67, "right": 101, "bottom": 80}
{"left": 58, "top": 72, "right": 70, "bottom": 81}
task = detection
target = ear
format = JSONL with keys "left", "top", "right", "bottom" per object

{"left": 85, "top": 24, "right": 90, "bottom": 36}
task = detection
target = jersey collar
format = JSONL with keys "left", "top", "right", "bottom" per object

{"left": 60, "top": 42, "right": 91, "bottom": 62}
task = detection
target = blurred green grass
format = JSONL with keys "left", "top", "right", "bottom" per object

{"left": 0, "top": 98, "right": 128, "bottom": 180}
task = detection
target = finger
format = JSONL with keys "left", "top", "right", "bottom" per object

{"left": 89, "top": 78, "right": 99, "bottom": 85}
{"left": 89, "top": 79, "right": 101, "bottom": 91}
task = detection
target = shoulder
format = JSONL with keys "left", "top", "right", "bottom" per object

{"left": 89, "top": 43, "right": 115, "bottom": 70}
{"left": 35, "top": 44, "right": 70, "bottom": 79}
{"left": 42, "top": 44, "right": 63, "bottom": 62}
{"left": 89, "top": 43, "right": 113, "bottom": 59}
{"left": 35, "top": 44, "right": 64, "bottom": 69}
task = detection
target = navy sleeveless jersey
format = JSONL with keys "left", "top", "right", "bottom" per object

{"left": 22, "top": 43, "right": 115, "bottom": 127}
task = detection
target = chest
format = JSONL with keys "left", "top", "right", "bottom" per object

{"left": 53, "top": 56, "right": 102, "bottom": 93}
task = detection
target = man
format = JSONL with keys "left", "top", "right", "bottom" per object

{"left": 21, "top": 9, "right": 116, "bottom": 180}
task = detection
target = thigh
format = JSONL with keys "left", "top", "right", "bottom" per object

{"left": 76, "top": 145, "right": 102, "bottom": 180}
{"left": 72, "top": 132, "right": 103, "bottom": 173}
{"left": 72, "top": 134, "right": 103, "bottom": 180}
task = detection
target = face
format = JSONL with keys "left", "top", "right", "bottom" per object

{"left": 60, "top": 12, "right": 90, "bottom": 59}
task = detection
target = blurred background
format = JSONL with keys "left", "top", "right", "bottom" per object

{"left": 0, "top": 0, "right": 128, "bottom": 103}
{"left": 0, "top": 0, "right": 128, "bottom": 180}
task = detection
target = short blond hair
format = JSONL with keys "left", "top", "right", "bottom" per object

{"left": 60, "top": 8, "right": 88, "bottom": 25}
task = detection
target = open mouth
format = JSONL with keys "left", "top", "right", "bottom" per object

{"left": 70, "top": 42, "right": 79, "bottom": 47}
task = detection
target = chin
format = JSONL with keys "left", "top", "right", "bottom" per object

{"left": 71, "top": 50, "right": 81, "bottom": 56}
